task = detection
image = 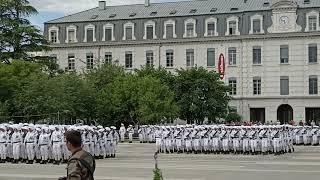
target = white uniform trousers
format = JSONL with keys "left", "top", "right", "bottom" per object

{"left": 261, "top": 138, "right": 269, "bottom": 153}
{"left": 0, "top": 143, "right": 6, "bottom": 160}
{"left": 212, "top": 138, "right": 220, "bottom": 152}
{"left": 12, "top": 143, "right": 20, "bottom": 160}
{"left": 40, "top": 145, "right": 49, "bottom": 160}
{"left": 52, "top": 142, "right": 62, "bottom": 161}
{"left": 26, "top": 143, "right": 35, "bottom": 160}
{"left": 242, "top": 138, "right": 250, "bottom": 152}
{"left": 128, "top": 133, "right": 133, "bottom": 142}
{"left": 120, "top": 133, "right": 125, "bottom": 142}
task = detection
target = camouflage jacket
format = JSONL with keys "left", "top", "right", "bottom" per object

{"left": 67, "top": 149, "right": 95, "bottom": 180}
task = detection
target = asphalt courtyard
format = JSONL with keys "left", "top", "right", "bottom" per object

{"left": 0, "top": 143, "right": 320, "bottom": 180}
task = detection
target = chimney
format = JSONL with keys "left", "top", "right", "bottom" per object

{"left": 145, "top": 0, "right": 150, "bottom": 7}
{"left": 99, "top": 1, "right": 106, "bottom": 10}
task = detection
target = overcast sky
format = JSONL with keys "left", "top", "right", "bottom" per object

{"left": 28, "top": 0, "right": 183, "bottom": 29}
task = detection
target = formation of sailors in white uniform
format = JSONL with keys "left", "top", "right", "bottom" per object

{"left": 0, "top": 123, "right": 119, "bottom": 164}
{"left": 136, "top": 124, "right": 320, "bottom": 155}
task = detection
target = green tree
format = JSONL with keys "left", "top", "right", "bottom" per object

{"left": 225, "top": 113, "right": 242, "bottom": 123}
{"left": 0, "top": 0, "right": 49, "bottom": 63}
{"left": 86, "top": 63, "right": 126, "bottom": 91}
{"left": 135, "top": 65, "right": 175, "bottom": 89}
{"left": 0, "top": 101, "right": 9, "bottom": 123}
{"left": 174, "top": 67, "right": 230, "bottom": 124}
{"left": 97, "top": 75, "right": 179, "bottom": 126}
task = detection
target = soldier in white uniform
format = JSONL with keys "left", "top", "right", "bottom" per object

{"left": 119, "top": 124, "right": 126, "bottom": 143}
{"left": 11, "top": 127, "right": 22, "bottom": 163}
{"left": 24, "top": 127, "right": 36, "bottom": 164}
{"left": 38, "top": 128, "right": 50, "bottom": 164}
{"left": 127, "top": 125, "right": 134, "bottom": 143}
{"left": 51, "top": 126, "right": 63, "bottom": 164}
{"left": 0, "top": 126, "right": 7, "bottom": 163}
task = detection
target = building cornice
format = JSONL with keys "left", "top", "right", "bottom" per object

{"left": 48, "top": 32, "right": 320, "bottom": 49}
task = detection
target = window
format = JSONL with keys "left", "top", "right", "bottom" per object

{"left": 309, "top": 44, "right": 318, "bottom": 63}
{"left": 228, "top": 47, "right": 237, "bottom": 65}
{"left": 66, "top": 25, "right": 77, "bottom": 43}
{"left": 280, "top": 45, "right": 289, "bottom": 64}
{"left": 125, "top": 52, "right": 133, "bottom": 68}
{"left": 309, "top": 76, "right": 318, "bottom": 95}
{"left": 308, "top": 16, "right": 317, "bottom": 31}
{"left": 166, "top": 50, "right": 174, "bottom": 67}
{"left": 280, "top": 76, "right": 289, "bottom": 95}
{"left": 187, "top": 23, "right": 194, "bottom": 37}
{"left": 87, "top": 29, "right": 94, "bottom": 42}
{"left": 126, "top": 27, "right": 133, "bottom": 40}
{"left": 86, "top": 53, "right": 94, "bottom": 70}
{"left": 105, "top": 28, "right": 112, "bottom": 41}
{"left": 253, "top": 19, "right": 261, "bottom": 33}
{"left": 103, "top": 23, "right": 114, "bottom": 41}
{"left": 226, "top": 16, "right": 239, "bottom": 36}
{"left": 129, "top": 13, "right": 136, "bottom": 17}
{"left": 186, "top": 49, "right": 194, "bottom": 67}
{"left": 190, "top": 9, "right": 197, "bottom": 14}
{"left": 84, "top": 24, "right": 96, "bottom": 42}
{"left": 183, "top": 19, "right": 197, "bottom": 38}
{"left": 166, "top": 24, "right": 174, "bottom": 39}
{"left": 150, "top": 12, "right": 157, "bottom": 16}
{"left": 305, "top": 11, "right": 319, "bottom": 32}
{"left": 68, "top": 54, "right": 75, "bottom": 70}
{"left": 207, "top": 48, "right": 215, "bottom": 67}
{"left": 68, "top": 29, "right": 75, "bottom": 43}
{"left": 253, "top": 46, "right": 262, "bottom": 64}
{"left": 250, "top": 15, "right": 264, "bottom": 34}
{"left": 207, "top": 23, "right": 215, "bottom": 36}
{"left": 105, "top": 52, "right": 112, "bottom": 63}
{"left": 253, "top": 77, "right": 261, "bottom": 95}
{"left": 144, "top": 21, "right": 156, "bottom": 40}
{"left": 169, "top": 10, "right": 177, "bottom": 15}
{"left": 146, "top": 51, "right": 154, "bottom": 66}
{"left": 50, "top": 31, "right": 57, "bottom": 43}
{"left": 229, "top": 21, "right": 236, "bottom": 35}
{"left": 229, "top": 78, "right": 237, "bottom": 95}
{"left": 205, "top": 18, "right": 218, "bottom": 37}
{"left": 48, "top": 26, "right": 59, "bottom": 43}
{"left": 123, "top": 22, "right": 135, "bottom": 40}
{"left": 109, "top": 14, "right": 116, "bottom": 18}
{"left": 146, "top": 26, "right": 154, "bottom": 39}
{"left": 164, "top": 20, "right": 176, "bottom": 39}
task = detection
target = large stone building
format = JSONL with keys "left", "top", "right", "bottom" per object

{"left": 44, "top": 0, "right": 320, "bottom": 124}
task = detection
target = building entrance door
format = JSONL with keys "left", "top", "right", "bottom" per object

{"left": 277, "top": 104, "right": 293, "bottom": 124}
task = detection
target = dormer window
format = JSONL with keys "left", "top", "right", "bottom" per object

{"left": 123, "top": 22, "right": 136, "bottom": 40}
{"left": 66, "top": 25, "right": 77, "bottom": 43}
{"left": 229, "top": 21, "right": 236, "bottom": 35}
{"left": 183, "top": 19, "right": 197, "bottom": 38}
{"left": 250, "top": 14, "right": 264, "bottom": 34}
{"left": 84, "top": 24, "right": 96, "bottom": 42}
{"left": 309, "top": 16, "right": 317, "bottom": 31}
{"left": 204, "top": 17, "right": 218, "bottom": 37}
{"left": 102, "top": 23, "right": 115, "bottom": 41}
{"left": 226, "top": 16, "right": 240, "bottom": 36}
{"left": 48, "top": 26, "right": 59, "bottom": 44}
{"left": 306, "top": 11, "right": 319, "bottom": 32}
{"left": 143, "top": 21, "right": 156, "bottom": 40}
{"left": 163, "top": 19, "right": 177, "bottom": 39}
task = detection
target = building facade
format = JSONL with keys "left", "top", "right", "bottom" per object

{"left": 43, "top": 0, "right": 320, "bottom": 124}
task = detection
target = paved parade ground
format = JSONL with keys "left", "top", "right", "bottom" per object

{"left": 0, "top": 143, "right": 320, "bottom": 180}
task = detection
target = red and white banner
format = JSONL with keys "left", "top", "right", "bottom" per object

{"left": 218, "top": 53, "right": 225, "bottom": 80}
